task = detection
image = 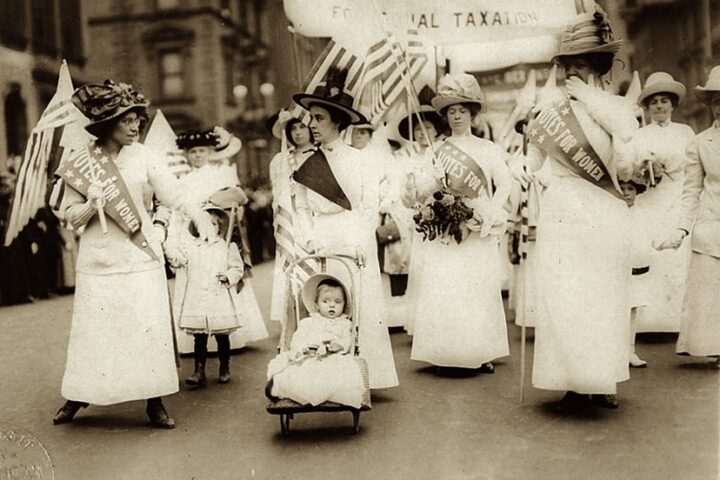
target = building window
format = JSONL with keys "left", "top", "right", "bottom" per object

{"left": 156, "top": 0, "right": 180, "bottom": 10}
{"left": 59, "top": 0, "right": 84, "bottom": 63}
{"left": 4, "top": 84, "right": 28, "bottom": 157}
{"left": 0, "top": 0, "right": 28, "bottom": 50}
{"left": 159, "top": 50, "right": 185, "bottom": 99}
{"left": 31, "top": 0, "right": 58, "bottom": 55}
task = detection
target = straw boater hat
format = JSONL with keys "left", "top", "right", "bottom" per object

{"left": 553, "top": 5, "right": 622, "bottom": 61}
{"left": 293, "top": 67, "right": 367, "bottom": 126}
{"left": 638, "top": 72, "right": 686, "bottom": 105}
{"left": 301, "top": 273, "right": 353, "bottom": 316}
{"left": 694, "top": 66, "right": 720, "bottom": 105}
{"left": 72, "top": 80, "right": 149, "bottom": 137}
{"left": 431, "top": 73, "right": 485, "bottom": 114}
{"left": 175, "top": 129, "right": 219, "bottom": 150}
{"left": 397, "top": 105, "right": 444, "bottom": 140}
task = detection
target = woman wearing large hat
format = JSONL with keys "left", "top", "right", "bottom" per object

{"left": 627, "top": 73, "right": 695, "bottom": 354}
{"left": 291, "top": 67, "right": 399, "bottom": 389}
{"left": 267, "top": 109, "right": 315, "bottom": 323}
{"left": 511, "top": 6, "right": 639, "bottom": 409}
{"left": 657, "top": 66, "right": 720, "bottom": 367}
{"left": 404, "top": 73, "right": 512, "bottom": 371}
{"left": 52, "top": 80, "right": 216, "bottom": 428}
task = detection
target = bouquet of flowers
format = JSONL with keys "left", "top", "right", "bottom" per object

{"left": 631, "top": 151, "right": 667, "bottom": 189}
{"left": 412, "top": 191, "right": 475, "bottom": 244}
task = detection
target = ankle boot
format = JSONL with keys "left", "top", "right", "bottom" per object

{"left": 216, "top": 334, "right": 231, "bottom": 384}
{"left": 53, "top": 400, "right": 89, "bottom": 425}
{"left": 591, "top": 394, "right": 619, "bottom": 409}
{"left": 186, "top": 334, "right": 208, "bottom": 387}
{"left": 146, "top": 397, "right": 175, "bottom": 429}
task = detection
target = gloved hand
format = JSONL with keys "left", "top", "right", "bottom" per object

{"left": 87, "top": 179, "right": 106, "bottom": 207}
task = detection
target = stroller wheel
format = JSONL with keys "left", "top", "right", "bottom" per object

{"left": 352, "top": 411, "right": 360, "bottom": 434}
{"left": 280, "top": 414, "right": 291, "bottom": 435}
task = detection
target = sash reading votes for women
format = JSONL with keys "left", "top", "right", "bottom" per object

{"left": 434, "top": 140, "right": 491, "bottom": 199}
{"left": 527, "top": 99, "right": 624, "bottom": 201}
{"left": 55, "top": 144, "right": 159, "bottom": 262}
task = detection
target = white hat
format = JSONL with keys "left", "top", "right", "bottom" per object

{"left": 301, "top": 273, "right": 353, "bottom": 316}
{"left": 694, "top": 66, "right": 720, "bottom": 105}
{"left": 638, "top": 72, "right": 686, "bottom": 106}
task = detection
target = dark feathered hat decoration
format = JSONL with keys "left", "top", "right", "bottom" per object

{"left": 176, "top": 129, "right": 219, "bottom": 150}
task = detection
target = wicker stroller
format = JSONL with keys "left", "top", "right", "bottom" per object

{"left": 266, "top": 254, "right": 371, "bottom": 435}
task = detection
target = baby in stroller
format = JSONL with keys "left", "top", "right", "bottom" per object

{"left": 266, "top": 274, "right": 366, "bottom": 408}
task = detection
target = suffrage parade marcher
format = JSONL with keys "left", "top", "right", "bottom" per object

{"left": 405, "top": 74, "right": 512, "bottom": 371}
{"left": 657, "top": 66, "right": 720, "bottom": 366}
{"left": 166, "top": 196, "right": 248, "bottom": 386}
{"left": 629, "top": 72, "right": 695, "bottom": 334}
{"left": 52, "top": 80, "right": 217, "bottom": 428}
{"left": 269, "top": 110, "right": 315, "bottom": 323}
{"left": 397, "top": 105, "right": 444, "bottom": 335}
{"left": 619, "top": 180, "right": 654, "bottom": 368}
{"left": 266, "top": 276, "right": 366, "bottom": 408}
{"left": 511, "top": 8, "right": 638, "bottom": 409}
{"left": 291, "top": 67, "right": 399, "bottom": 389}
{"left": 169, "top": 129, "right": 268, "bottom": 352}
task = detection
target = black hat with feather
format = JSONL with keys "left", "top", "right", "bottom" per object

{"left": 292, "top": 67, "right": 367, "bottom": 126}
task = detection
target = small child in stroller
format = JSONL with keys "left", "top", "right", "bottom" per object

{"left": 266, "top": 276, "right": 365, "bottom": 408}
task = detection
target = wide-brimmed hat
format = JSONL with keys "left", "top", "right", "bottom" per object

{"left": 293, "top": 67, "right": 367, "bottom": 126}
{"left": 301, "top": 273, "right": 353, "bottom": 316}
{"left": 694, "top": 66, "right": 720, "bottom": 105}
{"left": 72, "top": 80, "right": 149, "bottom": 137}
{"left": 176, "top": 129, "right": 219, "bottom": 150}
{"left": 397, "top": 105, "right": 445, "bottom": 140}
{"left": 269, "top": 109, "right": 302, "bottom": 140}
{"left": 638, "top": 72, "right": 686, "bottom": 106}
{"left": 208, "top": 186, "right": 249, "bottom": 209}
{"left": 553, "top": 6, "right": 622, "bottom": 60}
{"left": 431, "top": 74, "right": 485, "bottom": 114}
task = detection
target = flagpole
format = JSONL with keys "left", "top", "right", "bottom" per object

{"left": 288, "top": 25, "right": 305, "bottom": 90}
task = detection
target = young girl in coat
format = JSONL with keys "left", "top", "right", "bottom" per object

{"left": 167, "top": 205, "right": 246, "bottom": 386}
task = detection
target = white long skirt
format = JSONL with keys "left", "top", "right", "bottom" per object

{"left": 532, "top": 176, "right": 631, "bottom": 394}
{"left": 513, "top": 242, "right": 538, "bottom": 328}
{"left": 270, "top": 254, "right": 287, "bottom": 322}
{"left": 676, "top": 252, "right": 720, "bottom": 356}
{"left": 61, "top": 267, "right": 179, "bottom": 405}
{"left": 411, "top": 233, "right": 509, "bottom": 368}
{"left": 403, "top": 231, "right": 427, "bottom": 335}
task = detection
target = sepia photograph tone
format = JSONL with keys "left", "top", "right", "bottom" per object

{"left": 0, "top": 0, "right": 718, "bottom": 479}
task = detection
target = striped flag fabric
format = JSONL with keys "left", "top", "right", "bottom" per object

{"left": 356, "top": 29, "right": 429, "bottom": 127}
{"left": 4, "top": 60, "right": 78, "bottom": 246}
{"left": 289, "top": 39, "right": 364, "bottom": 124}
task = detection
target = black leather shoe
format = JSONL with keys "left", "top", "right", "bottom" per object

{"left": 53, "top": 400, "right": 88, "bottom": 425}
{"left": 591, "top": 394, "right": 619, "bottom": 409}
{"left": 479, "top": 363, "right": 495, "bottom": 374}
{"left": 185, "top": 366, "right": 206, "bottom": 387}
{"left": 218, "top": 366, "right": 231, "bottom": 384}
{"left": 553, "top": 391, "right": 588, "bottom": 413}
{"left": 146, "top": 399, "right": 175, "bottom": 429}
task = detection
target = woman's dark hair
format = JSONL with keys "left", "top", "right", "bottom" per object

{"left": 440, "top": 102, "right": 481, "bottom": 120}
{"left": 89, "top": 106, "right": 148, "bottom": 141}
{"left": 285, "top": 118, "right": 315, "bottom": 147}
{"left": 557, "top": 52, "right": 615, "bottom": 76}
{"left": 642, "top": 92, "right": 679, "bottom": 109}
{"left": 309, "top": 102, "right": 352, "bottom": 132}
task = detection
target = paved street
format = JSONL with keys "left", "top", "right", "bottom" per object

{"left": 0, "top": 261, "right": 717, "bottom": 480}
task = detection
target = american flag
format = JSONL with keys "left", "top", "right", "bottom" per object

{"left": 289, "top": 39, "right": 364, "bottom": 124}
{"left": 4, "top": 61, "right": 78, "bottom": 246}
{"left": 356, "top": 29, "right": 428, "bottom": 127}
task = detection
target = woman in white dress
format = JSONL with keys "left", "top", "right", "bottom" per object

{"left": 397, "top": 105, "right": 444, "bottom": 335}
{"left": 512, "top": 8, "right": 638, "bottom": 409}
{"left": 291, "top": 67, "right": 399, "bottom": 389}
{"left": 52, "top": 80, "right": 216, "bottom": 428}
{"left": 630, "top": 72, "right": 695, "bottom": 339}
{"left": 658, "top": 66, "right": 720, "bottom": 367}
{"left": 405, "top": 74, "right": 512, "bottom": 372}
{"left": 268, "top": 111, "right": 314, "bottom": 323}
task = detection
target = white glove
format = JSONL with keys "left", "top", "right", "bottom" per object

{"left": 87, "top": 179, "right": 106, "bottom": 207}
{"left": 164, "top": 245, "right": 188, "bottom": 268}
{"left": 187, "top": 208, "right": 218, "bottom": 242}
{"left": 654, "top": 229, "right": 687, "bottom": 251}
